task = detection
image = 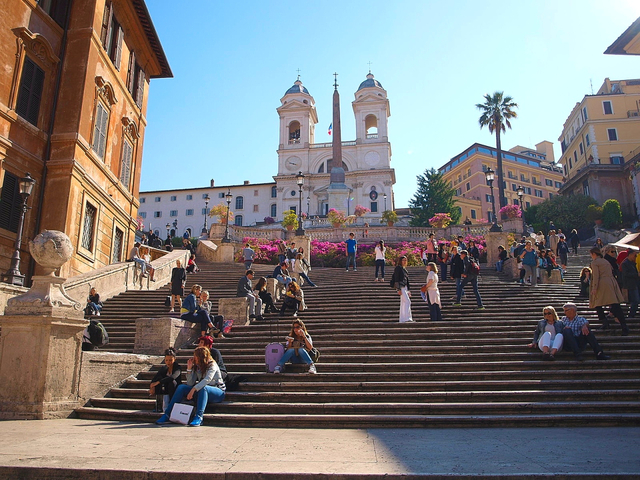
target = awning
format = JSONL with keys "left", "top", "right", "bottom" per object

{"left": 610, "top": 232, "right": 640, "bottom": 250}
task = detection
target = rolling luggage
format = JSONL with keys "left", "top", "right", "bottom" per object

{"left": 265, "top": 317, "right": 284, "bottom": 372}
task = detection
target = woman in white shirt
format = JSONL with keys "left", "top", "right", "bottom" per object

{"left": 423, "top": 262, "right": 442, "bottom": 321}
{"left": 374, "top": 240, "right": 386, "bottom": 282}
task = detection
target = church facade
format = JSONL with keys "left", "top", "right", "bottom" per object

{"left": 140, "top": 73, "right": 396, "bottom": 234}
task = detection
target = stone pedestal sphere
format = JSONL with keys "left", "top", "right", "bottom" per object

{"left": 29, "top": 230, "right": 74, "bottom": 276}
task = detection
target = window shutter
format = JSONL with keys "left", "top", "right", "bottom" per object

{"left": 135, "top": 67, "right": 145, "bottom": 108}
{"left": 101, "top": 2, "right": 112, "bottom": 49}
{"left": 113, "top": 25, "right": 123, "bottom": 70}
{"left": 0, "top": 172, "right": 21, "bottom": 233}
{"left": 126, "top": 50, "right": 135, "bottom": 94}
{"left": 16, "top": 58, "right": 44, "bottom": 127}
{"left": 120, "top": 140, "right": 132, "bottom": 187}
{"left": 93, "top": 104, "right": 109, "bottom": 159}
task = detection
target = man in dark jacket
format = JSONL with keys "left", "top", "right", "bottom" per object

{"left": 449, "top": 246, "right": 465, "bottom": 300}
{"left": 621, "top": 250, "right": 639, "bottom": 319}
{"left": 453, "top": 250, "right": 484, "bottom": 309}
{"left": 237, "top": 269, "right": 263, "bottom": 320}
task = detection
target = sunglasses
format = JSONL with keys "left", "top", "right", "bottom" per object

{"left": 544, "top": 312, "right": 553, "bottom": 316}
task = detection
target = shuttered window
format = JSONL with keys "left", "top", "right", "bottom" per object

{"left": 92, "top": 103, "right": 109, "bottom": 159}
{"left": 37, "top": 0, "right": 70, "bottom": 27}
{"left": 120, "top": 139, "right": 132, "bottom": 187}
{"left": 16, "top": 57, "right": 45, "bottom": 127}
{"left": 0, "top": 172, "right": 22, "bottom": 233}
{"left": 101, "top": 2, "right": 123, "bottom": 70}
{"left": 135, "top": 67, "right": 145, "bottom": 108}
{"left": 112, "top": 227, "right": 124, "bottom": 263}
{"left": 81, "top": 202, "right": 97, "bottom": 251}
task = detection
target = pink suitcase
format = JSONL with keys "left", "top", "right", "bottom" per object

{"left": 265, "top": 342, "right": 285, "bottom": 373}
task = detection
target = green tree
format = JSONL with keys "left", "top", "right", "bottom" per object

{"left": 409, "top": 168, "right": 461, "bottom": 226}
{"left": 523, "top": 194, "right": 598, "bottom": 232}
{"left": 602, "top": 199, "right": 622, "bottom": 229}
{"left": 476, "top": 92, "right": 518, "bottom": 212}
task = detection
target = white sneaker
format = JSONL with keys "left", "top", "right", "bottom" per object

{"left": 273, "top": 365, "right": 281, "bottom": 374}
{"left": 308, "top": 364, "right": 317, "bottom": 374}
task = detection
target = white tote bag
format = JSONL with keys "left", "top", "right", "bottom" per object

{"left": 169, "top": 403, "right": 194, "bottom": 425}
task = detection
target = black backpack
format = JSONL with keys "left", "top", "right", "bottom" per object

{"left": 87, "top": 320, "right": 109, "bottom": 347}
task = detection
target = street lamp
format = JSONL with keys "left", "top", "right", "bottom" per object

{"left": 295, "top": 171, "right": 305, "bottom": 236}
{"left": 516, "top": 185, "right": 526, "bottom": 236}
{"left": 383, "top": 192, "right": 388, "bottom": 212}
{"left": 222, "top": 189, "right": 232, "bottom": 243}
{"left": 2, "top": 172, "right": 36, "bottom": 286}
{"left": 484, "top": 167, "right": 502, "bottom": 232}
{"left": 202, "top": 194, "right": 210, "bottom": 235}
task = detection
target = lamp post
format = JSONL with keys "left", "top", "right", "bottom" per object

{"left": 2, "top": 172, "right": 36, "bottom": 286}
{"left": 484, "top": 167, "right": 502, "bottom": 232}
{"left": 222, "top": 189, "right": 232, "bottom": 243}
{"left": 295, "top": 171, "right": 305, "bottom": 236}
{"left": 516, "top": 185, "right": 526, "bottom": 236}
{"left": 383, "top": 192, "right": 387, "bottom": 212}
{"left": 202, "top": 194, "right": 210, "bottom": 235}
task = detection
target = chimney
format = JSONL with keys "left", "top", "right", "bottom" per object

{"left": 210, "top": 179, "right": 214, "bottom": 187}
{"left": 244, "top": 180, "right": 250, "bottom": 185}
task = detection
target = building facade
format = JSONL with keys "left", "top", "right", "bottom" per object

{"left": 439, "top": 142, "right": 563, "bottom": 222}
{"left": 0, "top": 0, "right": 171, "bottom": 280}
{"left": 557, "top": 78, "right": 640, "bottom": 216}
{"left": 139, "top": 73, "right": 396, "bottom": 231}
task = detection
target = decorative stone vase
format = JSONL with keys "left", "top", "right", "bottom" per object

{"left": 286, "top": 224, "right": 294, "bottom": 231}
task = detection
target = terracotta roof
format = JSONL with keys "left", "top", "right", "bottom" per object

{"left": 131, "top": 0, "right": 172, "bottom": 78}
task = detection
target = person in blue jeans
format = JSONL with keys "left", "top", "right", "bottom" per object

{"left": 345, "top": 232, "right": 357, "bottom": 271}
{"left": 453, "top": 250, "right": 484, "bottom": 310}
{"left": 156, "top": 346, "right": 226, "bottom": 427}
{"left": 273, "top": 320, "right": 316, "bottom": 374}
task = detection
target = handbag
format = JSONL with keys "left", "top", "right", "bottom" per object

{"left": 308, "top": 347, "right": 320, "bottom": 363}
{"left": 420, "top": 284, "right": 428, "bottom": 293}
{"left": 169, "top": 402, "right": 194, "bottom": 425}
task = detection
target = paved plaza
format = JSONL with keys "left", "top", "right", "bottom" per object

{"left": 0, "top": 419, "right": 639, "bottom": 478}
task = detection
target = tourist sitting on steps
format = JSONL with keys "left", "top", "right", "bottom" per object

{"left": 139, "top": 246, "right": 156, "bottom": 281}
{"left": 293, "top": 252, "right": 317, "bottom": 287}
{"left": 197, "top": 290, "right": 224, "bottom": 338}
{"left": 156, "top": 346, "right": 226, "bottom": 427}
{"left": 560, "top": 302, "right": 610, "bottom": 362}
{"left": 186, "top": 254, "right": 200, "bottom": 274}
{"left": 528, "top": 306, "right": 564, "bottom": 361}
{"left": 273, "top": 262, "right": 293, "bottom": 288}
{"left": 181, "top": 284, "right": 214, "bottom": 337}
{"left": 273, "top": 319, "right": 317, "bottom": 374}
{"left": 85, "top": 287, "right": 103, "bottom": 317}
{"left": 197, "top": 335, "right": 228, "bottom": 382}
{"left": 149, "top": 348, "right": 183, "bottom": 412}
{"left": 237, "top": 269, "right": 264, "bottom": 321}
{"left": 254, "top": 277, "right": 277, "bottom": 314}
{"left": 280, "top": 281, "right": 304, "bottom": 317}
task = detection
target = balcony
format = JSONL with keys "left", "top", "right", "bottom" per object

{"left": 310, "top": 141, "right": 357, "bottom": 149}
{"left": 366, "top": 133, "right": 379, "bottom": 139}
{"left": 288, "top": 139, "right": 301, "bottom": 145}
{"left": 628, "top": 110, "right": 640, "bottom": 118}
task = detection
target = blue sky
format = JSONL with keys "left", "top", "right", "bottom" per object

{"left": 141, "top": 0, "right": 640, "bottom": 208}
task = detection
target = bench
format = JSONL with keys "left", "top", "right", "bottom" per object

{"left": 218, "top": 297, "right": 249, "bottom": 325}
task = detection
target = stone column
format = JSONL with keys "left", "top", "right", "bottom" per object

{"left": 485, "top": 231, "right": 509, "bottom": 268}
{"left": 0, "top": 230, "right": 87, "bottom": 419}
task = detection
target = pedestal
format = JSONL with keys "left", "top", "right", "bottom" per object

{"left": 0, "top": 314, "right": 87, "bottom": 419}
{"left": 485, "top": 232, "right": 509, "bottom": 268}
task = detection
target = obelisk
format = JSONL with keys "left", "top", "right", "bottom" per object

{"left": 328, "top": 73, "right": 349, "bottom": 211}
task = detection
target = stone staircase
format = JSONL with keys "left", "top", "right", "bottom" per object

{"left": 76, "top": 249, "right": 640, "bottom": 427}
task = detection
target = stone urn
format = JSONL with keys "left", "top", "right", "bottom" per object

{"left": 29, "top": 229, "right": 74, "bottom": 276}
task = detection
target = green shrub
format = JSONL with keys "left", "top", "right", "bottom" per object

{"left": 586, "top": 205, "right": 603, "bottom": 223}
{"left": 602, "top": 199, "right": 622, "bottom": 229}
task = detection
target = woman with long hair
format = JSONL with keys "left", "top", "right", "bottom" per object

{"left": 273, "top": 319, "right": 317, "bottom": 374}
{"left": 254, "top": 277, "right": 277, "bottom": 313}
{"left": 293, "top": 252, "right": 317, "bottom": 287}
{"left": 181, "top": 284, "right": 214, "bottom": 337}
{"left": 280, "top": 281, "right": 304, "bottom": 317}
{"left": 374, "top": 240, "right": 386, "bottom": 282}
{"left": 391, "top": 256, "right": 413, "bottom": 323}
{"left": 590, "top": 247, "right": 629, "bottom": 335}
{"left": 423, "top": 262, "right": 442, "bottom": 321}
{"left": 149, "top": 348, "right": 182, "bottom": 412}
{"left": 528, "top": 306, "right": 564, "bottom": 360}
{"left": 156, "top": 346, "right": 226, "bottom": 427}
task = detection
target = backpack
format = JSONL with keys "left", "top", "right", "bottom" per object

{"left": 469, "top": 259, "right": 480, "bottom": 275}
{"left": 164, "top": 296, "right": 172, "bottom": 307}
{"left": 87, "top": 319, "right": 109, "bottom": 347}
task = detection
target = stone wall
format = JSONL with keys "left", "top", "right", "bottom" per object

{"left": 78, "top": 351, "right": 161, "bottom": 405}
{"left": 0, "top": 283, "right": 28, "bottom": 315}
{"left": 133, "top": 317, "right": 201, "bottom": 356}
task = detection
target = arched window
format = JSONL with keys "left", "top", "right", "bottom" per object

{"left": 234, "top": 215, "right": 243, "bottom": 226}
{"left": 270, "top": 204, "right": 277, "bottom": 217}
{"left": 235, "top": 196, "right": 244, "bottom": 210}
{"left": 365, "top": 114, "right": 378, "bottom": 139}
{"left": 288, "top": 121, "right": 301, "bottom": 144}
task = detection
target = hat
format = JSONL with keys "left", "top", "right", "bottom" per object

{"left": 460, "top": 250, "right": 469, "bottom": 255}
{"left": 562, "top": 302, "right": 577, "bottom": 311}
{"left": 559, "top": 234, "right": 565, "bottom": 239}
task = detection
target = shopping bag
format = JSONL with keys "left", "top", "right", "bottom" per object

{"left": 169, "top": 402, "right": 193, "bottom": 425}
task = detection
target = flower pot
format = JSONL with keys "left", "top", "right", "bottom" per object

{"left": 332, "top": 223, "right": 342, "bottom": 228}
{"left": 387, "top": 222, "right": 394, "bottom": 227}
{"left": 286, "top": 224, "right": 294, "bottom": 231}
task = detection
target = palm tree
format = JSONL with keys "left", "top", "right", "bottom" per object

{"left": 476, "top": 92, "right": 518, "bottom": 218}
